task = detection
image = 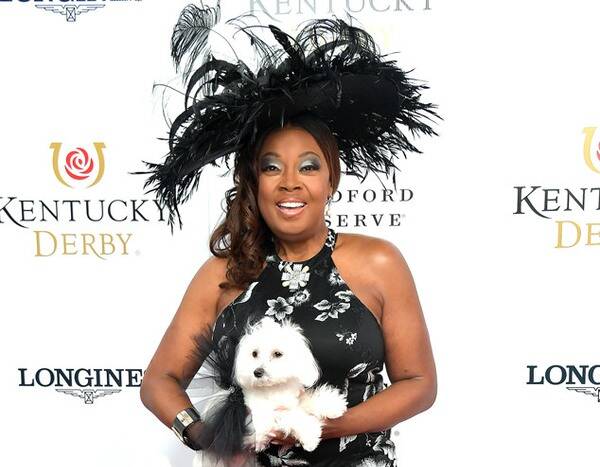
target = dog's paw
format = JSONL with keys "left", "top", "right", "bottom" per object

{"left": 294, "top": 417, "right": 322, "bottom": 452}
{"left": 301, "top": 384, "right": 348, "bottom": 419}
{"left": 322, "top": 393, "right": 348, "bottom": 419}
{"left": 302, "top": 435, "right": 321, "bottom": 452}
{"left": 297, "top": 430, "right": 321, "bottom": 452}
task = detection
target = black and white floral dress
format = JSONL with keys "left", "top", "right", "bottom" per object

{"left": 211, "top": 227, "right": 397, "bottom": 467}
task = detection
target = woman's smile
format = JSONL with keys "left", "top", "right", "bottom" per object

{"left": 276, "top": 199, "right": 308, "bottom": 218}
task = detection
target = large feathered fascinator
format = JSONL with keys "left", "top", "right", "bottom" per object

{"left": 131, "top": 1, "right": 442, "bottom": 231}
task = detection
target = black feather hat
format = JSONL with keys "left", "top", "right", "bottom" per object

{"left": 132, "top": 1, "right": 442, "bottom": 231}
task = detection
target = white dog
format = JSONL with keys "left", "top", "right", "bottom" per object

{"left": 234, "top": 316, "right": 348, "bottom": 453}
{"left": 192, "top": 316, "right": 347, "bottom": 466}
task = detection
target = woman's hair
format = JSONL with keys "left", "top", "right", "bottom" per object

{"left": 209, "top": 112, "right": 341, "bottom": 290}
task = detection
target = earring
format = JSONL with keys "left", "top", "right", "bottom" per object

{"left": 325, "top": 194, "right": 332, "bottom": 218}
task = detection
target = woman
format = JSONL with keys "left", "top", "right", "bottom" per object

{"left": 141, "top": 112, "right": 436, "bottom": 466}
{"left": 137, "top": 4, "right": 440, "bottom": 466}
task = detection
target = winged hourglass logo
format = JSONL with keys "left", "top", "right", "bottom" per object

{"left": 56, "top": 388, "right": 121, "bottom": 404}
{"left": 35, "top": 5, "right": 105, "bottom": 22}
{"left": 582, "top": 127, "right": 600, "bottom": 174}
{"left": 567, "top": 386, "right": 600, "bottom": 403}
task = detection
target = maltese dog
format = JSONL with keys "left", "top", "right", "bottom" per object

{"left": 191, "top": 316, "right": 347, "bottom": 466}
{"left": 235, "top": 316, "right": 348, "bottom": 452}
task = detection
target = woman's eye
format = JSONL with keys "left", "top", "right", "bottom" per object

{"left": 261, "top": 162, "right": 319, "bottom": 172}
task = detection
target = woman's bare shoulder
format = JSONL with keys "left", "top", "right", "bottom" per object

{"left": 204, "top": 255, "right": 250, "bottom": 317}
{"left": 336, "top": 231, "right": 403, "bottom": 266}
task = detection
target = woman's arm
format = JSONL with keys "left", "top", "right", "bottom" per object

{"left": 321, "top": 238, "right": 437, "bottom": 438}
{"left": 139, "top": 256, "right": 227, "bottom": 438}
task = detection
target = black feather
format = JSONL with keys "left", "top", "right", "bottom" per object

{"left": 171, "top": 1, "right": 221, "bottom": 82}
{"left": 131, "top": 8, "right": 442, "bottom": 232}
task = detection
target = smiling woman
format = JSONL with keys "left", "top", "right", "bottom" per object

{"left": 258, "top": 125, "right": 333, "bottom": 233}
{"left": 208, "top": 114, "right": 342, "bottom": 290}
{"left": 203, "top": 113, "right": 341, "bottom": 291}
{"left": 137, "top": 3, "right": 440, "bottom": 466}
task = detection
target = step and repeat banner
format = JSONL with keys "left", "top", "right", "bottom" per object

{"left": 1, "top": 1, "right": 598, "bottom": 466}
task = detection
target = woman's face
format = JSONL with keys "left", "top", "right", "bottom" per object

{"left": 256, "top": 125, "right": 331, "bottom": 237}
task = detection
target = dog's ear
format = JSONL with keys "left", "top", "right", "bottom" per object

{"left": 242, "top": 314, "right": 265, "bottom": 336}
{"left": 278, "top": 319, "right": 321, "bottom": 387}
{"left": 294, "top": 334, "right": 321, "bottom": 388}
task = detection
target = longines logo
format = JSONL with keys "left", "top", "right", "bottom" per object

{"left": 513, "top": 127, "right": 600, "bottom": 248}
{"left": 0, "top": 141, "right": 166, "bottom": 259}
{"left": 249, "top": 0, "right": 432, "bottom": 17}
{"left": 527, "top": 364, "right": 600, "bottom": 404}
{"left": 0, "top": 0, "right": 145, "bottom": 23}
{"left": 18, "top": 367, "right": 144, "bottom": 404}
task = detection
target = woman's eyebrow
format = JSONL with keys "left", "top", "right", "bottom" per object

{"left": 260, "top": 151, "right": 319, "bottom": 158}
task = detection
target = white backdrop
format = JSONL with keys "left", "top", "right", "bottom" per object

{"left": 1, "top": 1, "right": 599, "bottom": 466}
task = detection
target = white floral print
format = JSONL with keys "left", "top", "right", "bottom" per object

{"left": 313, "top": 290, "right": 353, "bottom": 321}
{"left": 281, "top": 263, "right": 310, "bottom": 291}
{"left": 336, "top": 331, "right": 357, "bottom": 345}
{"left": 339, "top": 433, "right": 358, "bottom": 452}
{"left": 355, "top": 457, "right": 390, "bottom": 467}
{"left": 324, "top": 228, "right": 336, "bottom": 248}
{"left": 328, "top": 267, "right": 345, "bottom": 286}
{"left": 372, "top": 434, "right": 397, "bottom": 462}
{"left": 266, "top": 297, "right": 294, "bottom": 320}
{"left": 266, "top": 254, "right": 278, "bottom": 263}
{"left": 361, "top": 368, "right": 385, "bottom": 402}
{"left": 234, "top": 281, "right": 258, "bottom": 305}
{"left": 263, "top": 445, "right": 310, "bottom": 466}
{"left": 288, "top": 288, "right": 310, "bottom": 306}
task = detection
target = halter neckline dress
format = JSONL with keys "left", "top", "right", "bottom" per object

{"left": 212, "top": 227, "right": 398, "bottom": 466}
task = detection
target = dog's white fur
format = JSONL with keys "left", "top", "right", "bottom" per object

{"left": 234, "top": 316, "right": 347, "bottom": 453}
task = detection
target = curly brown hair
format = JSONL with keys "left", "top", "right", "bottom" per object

{"left": 209, "top": 112, "right": 341, "bottom": 290}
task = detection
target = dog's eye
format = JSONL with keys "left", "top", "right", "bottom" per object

{"left": 273, "top": 351, "right": 282, "bottom": 358}
{"left": 252, "top": 350, "right": 258, "bottom": 358}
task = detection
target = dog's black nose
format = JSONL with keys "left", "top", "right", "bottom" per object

{"left": 254, "top": 368, "right": 264, "bottom": 378}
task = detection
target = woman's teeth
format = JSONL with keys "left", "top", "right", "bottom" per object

{"left": 276, "top": 202, "right": 307, "bottom": 216}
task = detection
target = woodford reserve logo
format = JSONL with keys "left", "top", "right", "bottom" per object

{"left": 527, "top": 364, "right": 600, "bottom": 404}
{"left": 0, "top": 141, "right": 167, "bottom": 259}
{"left": 513, "top": 127, "right": 600, "bottom": 248}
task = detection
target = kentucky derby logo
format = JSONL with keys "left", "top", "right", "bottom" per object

{"left": 512, "top": 127, "right": 600, "bottom": 248}
{"left": 582, "top": 127, "right": 600, "bottom": 174}
{"left": 51, "top": 142, "right": 105, "bottom": 188}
